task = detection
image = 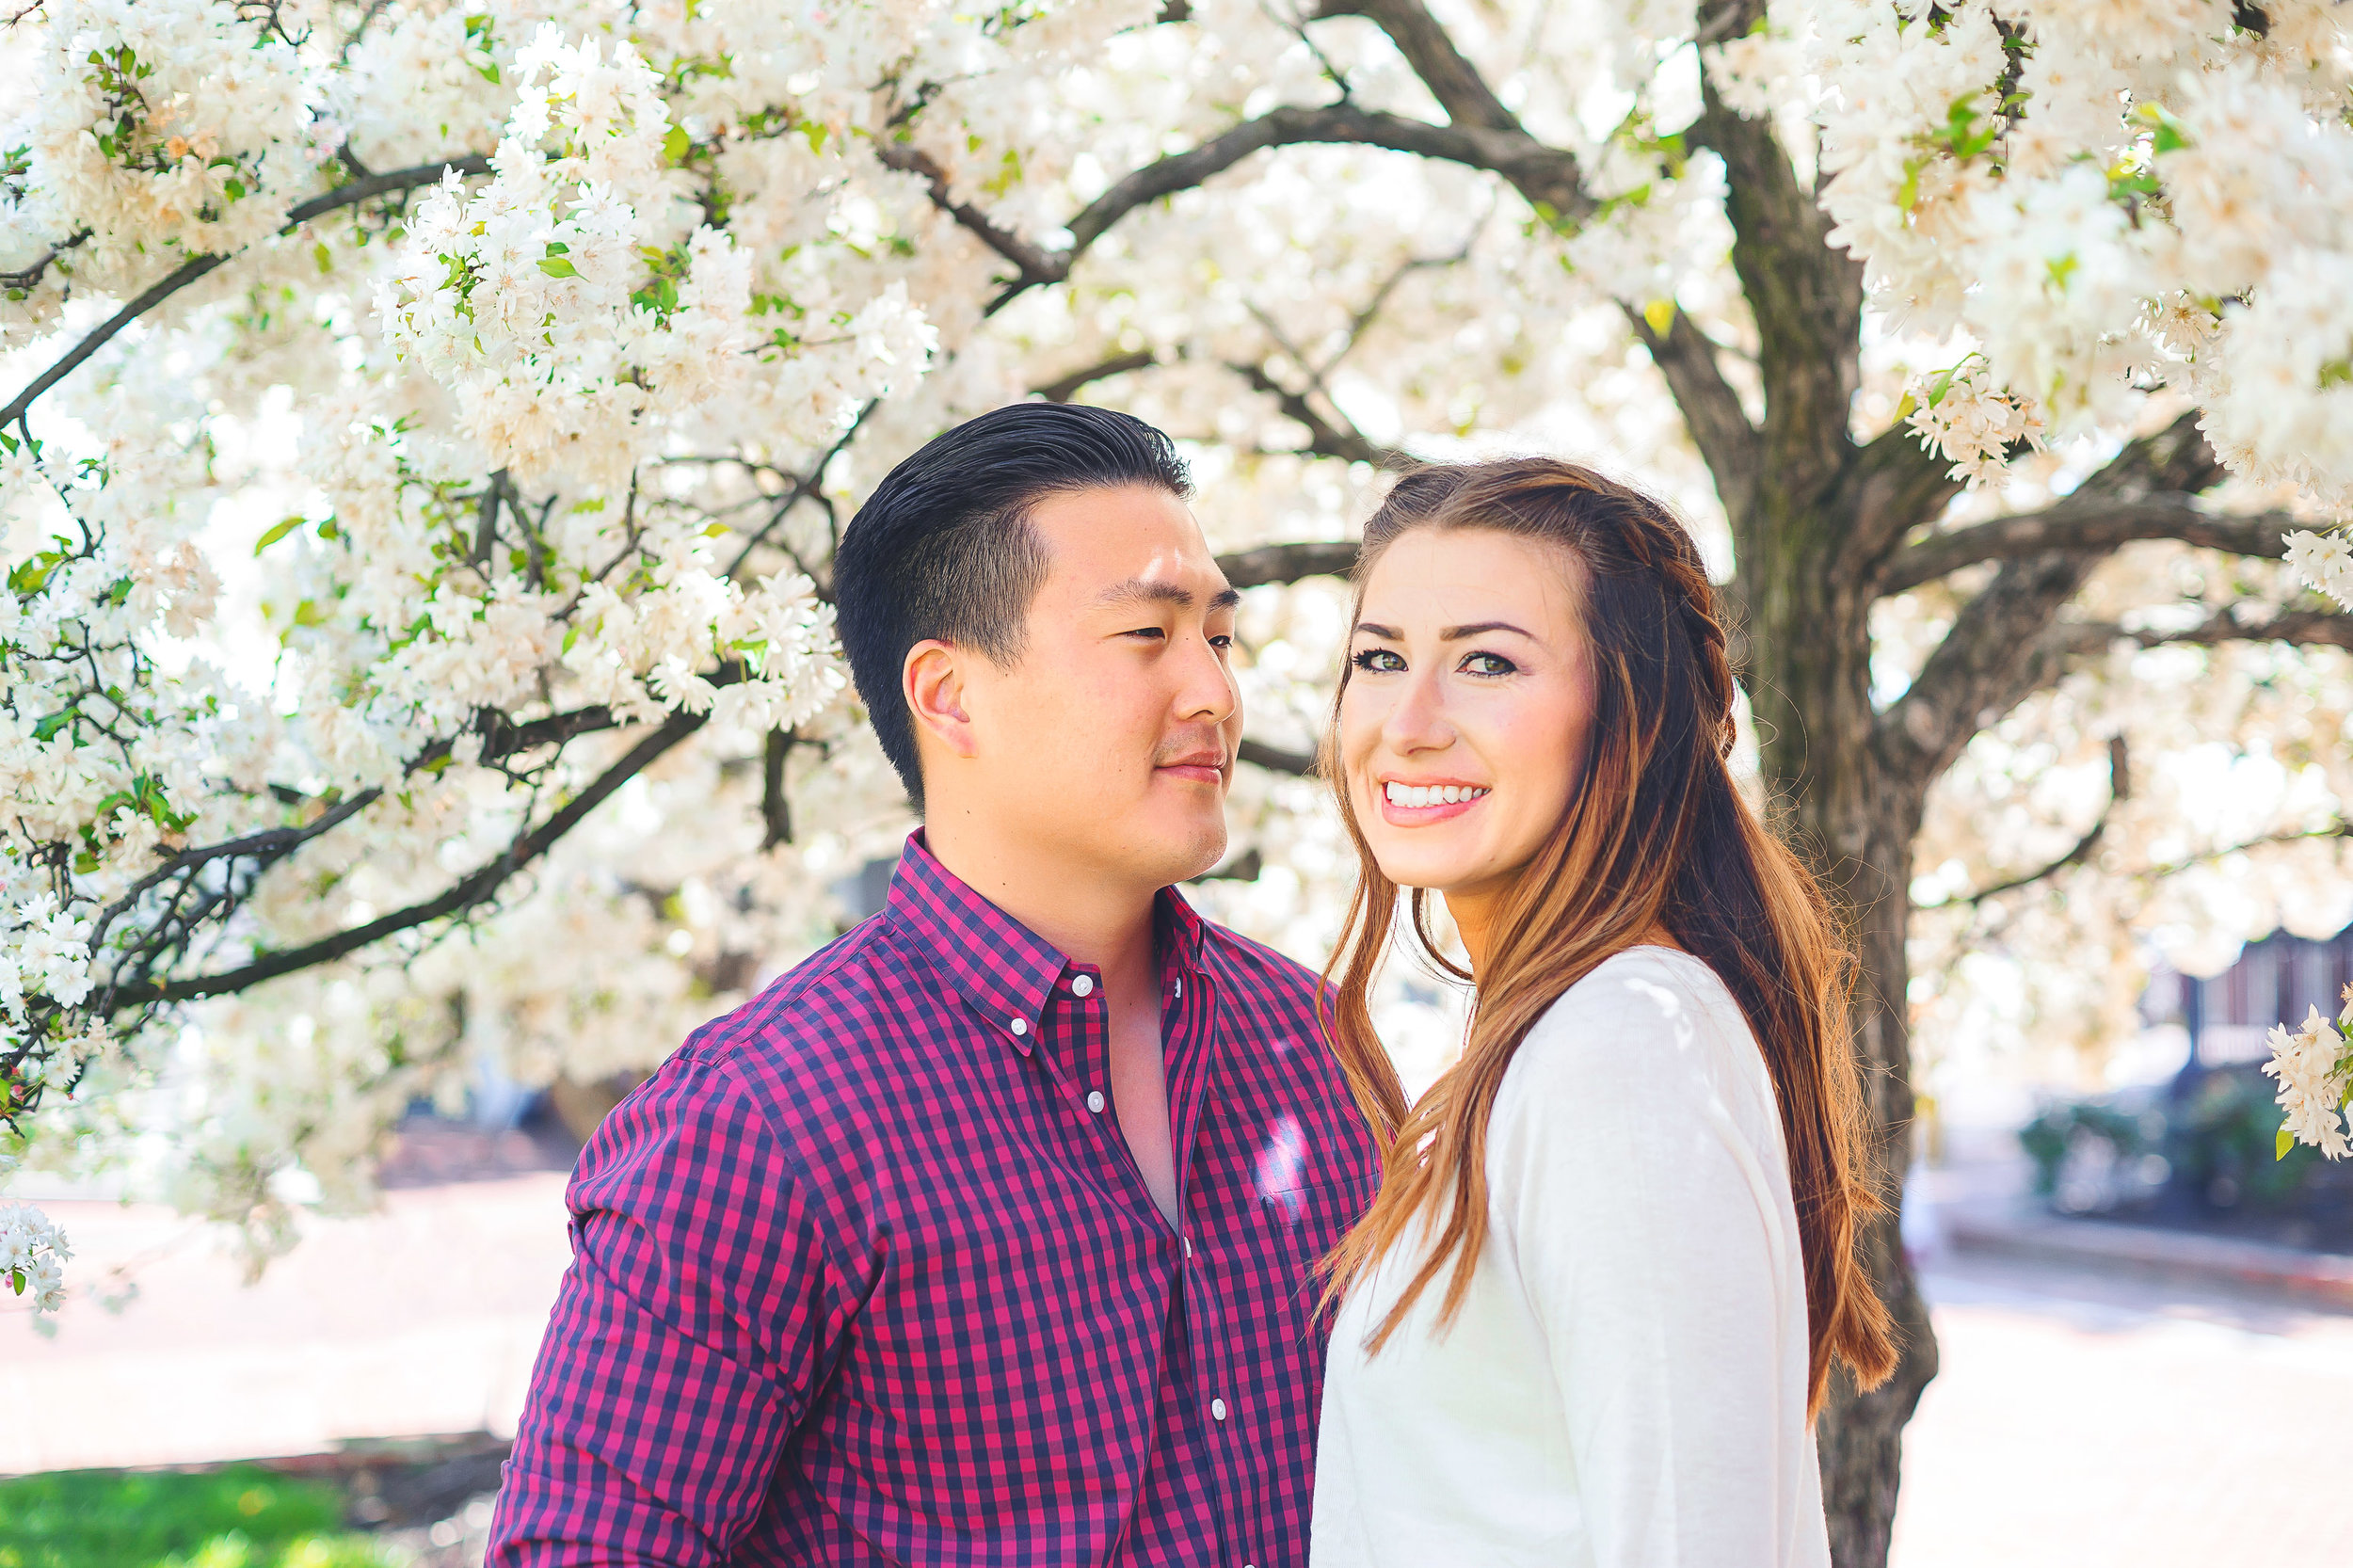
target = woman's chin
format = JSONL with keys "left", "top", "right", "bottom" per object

{"left": 1368, "top": 844, "right": 1478, "bottom": 894}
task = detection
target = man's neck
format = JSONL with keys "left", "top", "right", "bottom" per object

{"left": 921, "top": 816, "right": 1160, "bottom": 984}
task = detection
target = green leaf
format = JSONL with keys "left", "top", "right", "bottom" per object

{"left": 254, "top": 515, "right": 305, "bottom": 554}
{"left": 664, "top": 124, "right": 692, "bottom": 165}
{"left": 2278, "top": 1122, "right": 2297, "bottom": 1160}
{"left": 537, "top": 257, "right": 577, "bottom": 279}
{"left": 312, "top": 240, "right": 333, "bottom": 274}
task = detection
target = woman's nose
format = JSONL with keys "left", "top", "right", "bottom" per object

{"left": 1382, "top": 667, "right": 1452, "bottom": 753}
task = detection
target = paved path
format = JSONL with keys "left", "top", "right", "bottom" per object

{"left": 7, "top": 1179, "right": 2348, "bottom": 1568}
{"left": 1893, "top": 1249, "right": 2353, "bottom": 1568}
{"left": 0, "top": 1175, "right": 572, "bottom": 1474}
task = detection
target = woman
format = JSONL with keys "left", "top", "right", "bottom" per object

{"left": 1308, "top": 459, "right": 1897, "bottom": 1567}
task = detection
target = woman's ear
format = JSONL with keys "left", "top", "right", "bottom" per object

{"left": 904, "top": 639, "right": 979, "bottom": 760}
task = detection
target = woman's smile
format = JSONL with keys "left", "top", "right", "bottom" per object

{"left": 1377, "top": 778, "right": 1492, "bottom": 824}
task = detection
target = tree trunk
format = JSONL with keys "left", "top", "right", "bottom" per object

{"left": 1813, "top": 804, "right": 1941, "bottom": 1568}
{"left": 1742, "top": 519, "right": 1941, "bottom": 1568}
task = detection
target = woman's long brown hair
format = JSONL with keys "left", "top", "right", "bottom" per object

{"left": 1317, "top": 458, "right": 1897, "bottom": 1416}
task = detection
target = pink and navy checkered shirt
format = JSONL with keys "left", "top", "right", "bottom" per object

{"left": 488, "top": 831, "right": 1380, "bottom": 1567}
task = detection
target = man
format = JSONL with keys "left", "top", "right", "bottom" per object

{"left": 488, "top": 403, "right": 1380, "bottom": 1567}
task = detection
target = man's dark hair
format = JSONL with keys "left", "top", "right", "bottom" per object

{"left": 835, "top": 402, "right": 1194, "bottom": 810}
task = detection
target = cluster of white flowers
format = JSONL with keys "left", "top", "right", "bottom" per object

{"left": 1791, "top": 0, "right": 2353, "bottom": 584}
{"left": 2, "top": 0, "right": 317, "bottom": 341}
{"left": 1905, "top": 357, "right": 2046, "bottom": 484}
{"left": 0, "top": 1198, "right": 69, "bottom": 1315}
{"left": 2265, "top": 999, "right": 2352, "bottom": 1160}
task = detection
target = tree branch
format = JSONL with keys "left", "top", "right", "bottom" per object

{"left": 1883, "top": 497, "right": 2297, "bottom": 595}
{"left": 1239, "top": 737, "right": 1317, "bottom": 775}
{"left": 106, "top": 710, "right": 706, "bottom": 1008}
{"left": 2122, "top": 608, "right": 2353, "bottom": 651}
{"left": 1033, "top": 350, "right": 1160, "bottom": 403}
{"left": 1315, "top": 0, "right": 1518, "bottom": 133}
{"left": 1229, "top": 361, "right": 1401, "bottom": 466}
{"left": 1916, "top": 735, "right": 2129, "bottom": 908}
{"left": 1690, "top": 0, "right": 1864, "bottom": 510}
{"left": 0, "top": 154, "right": 491, "bottom": 429}
{"left": 1627, "top": 306, "right": 1761, "bottom": 527}
{"left": 872, "top": 139, "right": 1066, "bottom": 293}
{"left": 889, "top": 91, "right": 1586, "bottom": 315}
{"left": 1878, "top": 413, "right": 2226, "bottom": 789}
{"left": 1216, "top": 539, "right": 1360, "bottom": 587}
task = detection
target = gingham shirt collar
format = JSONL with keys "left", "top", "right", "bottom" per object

{"left": 885, "top": 829, "right": 1209, "bottom": 1055}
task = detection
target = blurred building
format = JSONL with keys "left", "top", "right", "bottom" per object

{"left": 2146, "top": 922, "right": 2353, "bottom": 1070}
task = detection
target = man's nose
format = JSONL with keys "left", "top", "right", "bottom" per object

{"left": 1176, "top": 627, "right": 1239, "bottom": 726}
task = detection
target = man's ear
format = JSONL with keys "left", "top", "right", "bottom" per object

{"left": 904, "top": 639, "right": 980, "bottom": 763}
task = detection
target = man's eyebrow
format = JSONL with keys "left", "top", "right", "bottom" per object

{"left": 1210, "top": 586, "right": 1241, "bottom": 612}
{"left": 1093, "top": 579, "right": 1194, "bottom": 610}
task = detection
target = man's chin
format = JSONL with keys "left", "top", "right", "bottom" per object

{"left": 1131, "top": 814, "right": 1229, "bottom": 889}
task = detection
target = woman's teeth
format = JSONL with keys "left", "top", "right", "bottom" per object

{"left": 1383, "top": 782, "right": 1490, "bottom": 808}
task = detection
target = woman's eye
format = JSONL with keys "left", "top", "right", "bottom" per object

{"left": 1351, "top": 648, "right": 1405, "bottom": 674}
{"left": 1462, "top": 651, "right": 1516, "bottom": 676}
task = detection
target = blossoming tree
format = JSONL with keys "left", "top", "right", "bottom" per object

{"left": 5, "top": 0, "right": 2350, "bottom": 1560}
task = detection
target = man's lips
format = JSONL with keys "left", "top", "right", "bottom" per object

{"left": 1156, "top": 754, "right": 1228, "bottom": 783}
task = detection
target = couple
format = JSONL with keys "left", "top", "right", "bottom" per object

{"left": 485, "top": 403, "right": 1897, "bottom": 1568}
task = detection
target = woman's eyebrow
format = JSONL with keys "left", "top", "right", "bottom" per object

{"left": 1353, "top": 621, "right": 1402, "bottom": 639}
{"left": 1440, "top": 620, "right": 1532, "bottom": 641}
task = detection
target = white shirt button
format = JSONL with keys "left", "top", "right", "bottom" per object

{"left": 1173, "top": 977, "right": 1183, "bottom": 999}
{"left": 1181, "top": 1236, "right": 1193, "bottom": 1259}
{"left": 1086, "top": 1090, "right": 1107, "bottom": 1114}
{"left": 1071, "top": 973, "right": 1094, "bottom": 997}
{"left": 1008, "top": 1017, "right": 1028, "bottom": 1036}
{"left": 1209, "top": 1398, "right": 1228, "bottom": 1422}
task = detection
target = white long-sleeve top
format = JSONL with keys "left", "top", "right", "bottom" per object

{"left": 1309, "top": 946, "right": 1830, "bottom": 1568}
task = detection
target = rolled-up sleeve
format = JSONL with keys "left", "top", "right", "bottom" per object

{"left": 488, "top": 1048, "right": 859, "bottom": 1566}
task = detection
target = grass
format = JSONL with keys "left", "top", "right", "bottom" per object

{"left": 0, "top": 1465, "right": 398, "bottom": 1568}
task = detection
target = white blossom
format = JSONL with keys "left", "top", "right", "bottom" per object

{"left": 2264, "top": 1004, "right": 2353, "bottom": 1160}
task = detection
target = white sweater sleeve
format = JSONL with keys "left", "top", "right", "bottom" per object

{"left": 1488, "top": 959, "right": 1810, "bottom": 1568}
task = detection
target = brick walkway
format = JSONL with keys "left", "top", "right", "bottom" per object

{"left": 6, "top": 1174, "right": 2346, "bottom": 1567}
